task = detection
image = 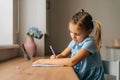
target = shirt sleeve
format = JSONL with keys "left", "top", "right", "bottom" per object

{"left": 81, "top": 39, "right": 97, "bottom": 54}
{"left": 68, "top": 40, "right": 75, "bottom": 49}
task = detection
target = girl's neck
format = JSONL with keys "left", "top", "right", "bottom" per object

{"left": 77, "top": 35, "right": 89, "bottom": 44}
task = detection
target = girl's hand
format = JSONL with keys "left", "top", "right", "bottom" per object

{"left": 33, "top": 59, "right": 50, "bottom": 64}
{"left": 32, "top": 59, "right": 42, "bottom": 64}
{"left": 50, "top": 55, "right": 56, "bottom": 59}
{"left": 50, "top": 54, "right": 65, "bottom": 59}
{"left": 50, "top": 54, "right": 62, "bottom": 59}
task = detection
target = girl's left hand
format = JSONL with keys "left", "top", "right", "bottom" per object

{"left": 32, "top": 59, "right": 48, "bottom": 64}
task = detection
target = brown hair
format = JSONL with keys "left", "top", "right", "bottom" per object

{"left": 70, "top": 9, "right": 102, "bottom": 50}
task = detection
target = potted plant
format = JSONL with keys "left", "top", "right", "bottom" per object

{"left": 21, "top": 27, "right": 43, "bottom": 60}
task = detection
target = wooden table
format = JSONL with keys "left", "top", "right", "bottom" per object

{"left": 0, "top": 57, "right": 79, "bottom": 80}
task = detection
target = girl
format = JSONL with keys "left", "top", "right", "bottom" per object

{"left": 33, "top": 9, "right": 104, "bottom": 80}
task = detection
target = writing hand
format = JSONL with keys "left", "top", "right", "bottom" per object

{"left": 50, "top": 55, "right": 56, "bottom": 59}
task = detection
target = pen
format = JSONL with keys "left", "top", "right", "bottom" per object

{"left": 49, "top": 45, "right": 56, "bottom": 58}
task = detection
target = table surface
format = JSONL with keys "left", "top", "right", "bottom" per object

{"left": 0, "top": 57, "right": 79, "bottom": 80}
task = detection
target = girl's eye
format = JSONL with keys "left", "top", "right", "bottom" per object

{"left": 75, "top": 33, "right": 81, "bottom": 36}
{"left": 69, "top": 31, "right": 81, "bottom": 36}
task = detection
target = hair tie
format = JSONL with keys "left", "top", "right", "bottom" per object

{"left": 92, "top": 19, "right": 94, "bottom": 22}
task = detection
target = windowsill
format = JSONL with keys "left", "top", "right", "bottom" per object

{"left": 0, "top": 44, "right": 19, "bottom": 50}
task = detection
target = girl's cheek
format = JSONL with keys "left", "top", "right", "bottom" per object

{"left": 70, "top": 34, "right": 74, "bottom": 39}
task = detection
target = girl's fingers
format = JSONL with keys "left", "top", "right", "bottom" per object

{"left": 33, "top": 59, "right": 42, "bottom": 64}
{"left": 50, "top": 55, "right": 56, "bottom": 59}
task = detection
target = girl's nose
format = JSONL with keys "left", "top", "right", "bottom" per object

{"left": 70, "top": 32, "right": 77, "bottom": 39}
{"left": 72, "top": 34, "right": 76, "bottom": 39}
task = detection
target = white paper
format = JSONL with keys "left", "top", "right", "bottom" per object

{"left": 32, "top": 64, "right": 63, "bottom": 67}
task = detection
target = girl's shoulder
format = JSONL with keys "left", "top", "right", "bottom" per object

{"left": 84, "top": 36, "right": 94, "bottom": 42}
{"left": 68, "top": 40, "right": 76, "bottom": 49}
{"left": 80, "top": 36, "right": 95, "bottom": 45}
{"left": 81, "top": 36, "right": 98, "bottom": 54}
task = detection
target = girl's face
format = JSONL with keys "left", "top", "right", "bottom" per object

{"left": 69, "top": 22, "right": 90, "bottom": 44}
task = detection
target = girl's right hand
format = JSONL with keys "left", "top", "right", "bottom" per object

{"left": 50, "top": 55, "right": 56, "bottom": 59}
{"left": 50, "top": 54, "right": 64, "bottom": 59}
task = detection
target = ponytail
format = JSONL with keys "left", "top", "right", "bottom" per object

{"left": 93, "top": 20, "right": 102, "bottom": 50}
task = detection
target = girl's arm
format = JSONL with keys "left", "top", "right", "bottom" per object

{"left": 33, "top": 48, "right": 89, "bottom": 67}
{"left": 33, "top": 58, "right": 72, "bottom": 66}
{"left": 70, "top": 49, "right": 89, "bottom": 66}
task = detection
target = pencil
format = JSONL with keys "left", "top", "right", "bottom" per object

{"left": 49, "top": 45, "right": 56, "bottom": 57}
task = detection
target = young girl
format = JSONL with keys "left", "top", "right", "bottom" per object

{"left": 33, "top": 9, "right": 104, "bottom": 80}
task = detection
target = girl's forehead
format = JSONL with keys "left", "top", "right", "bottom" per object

{"left": 69, "top": 22, "right": 83, "bottom": 31}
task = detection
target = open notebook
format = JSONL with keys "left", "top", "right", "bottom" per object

{"left": 32, "top": 45, "right": 63, "bottom": 67}
{"left": 32, "top": 64, "right": 63, "bottom": 67}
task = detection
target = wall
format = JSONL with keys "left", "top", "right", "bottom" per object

{"left": 19, "top": 0, "right": 46, "bottom": 56}
{"left": 49, "top": 0, "right": 120, "bottom": 60}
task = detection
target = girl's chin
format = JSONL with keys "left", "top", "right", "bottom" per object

{"left": 76, "top": 42, "right": 80, "bottom": 44}
{"left": 74, "top": 40, "right": 80, "bottom": 43}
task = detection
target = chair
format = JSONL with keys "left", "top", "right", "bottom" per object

{"left": 102, "top": 60, "right": 120, "bottom": 80}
